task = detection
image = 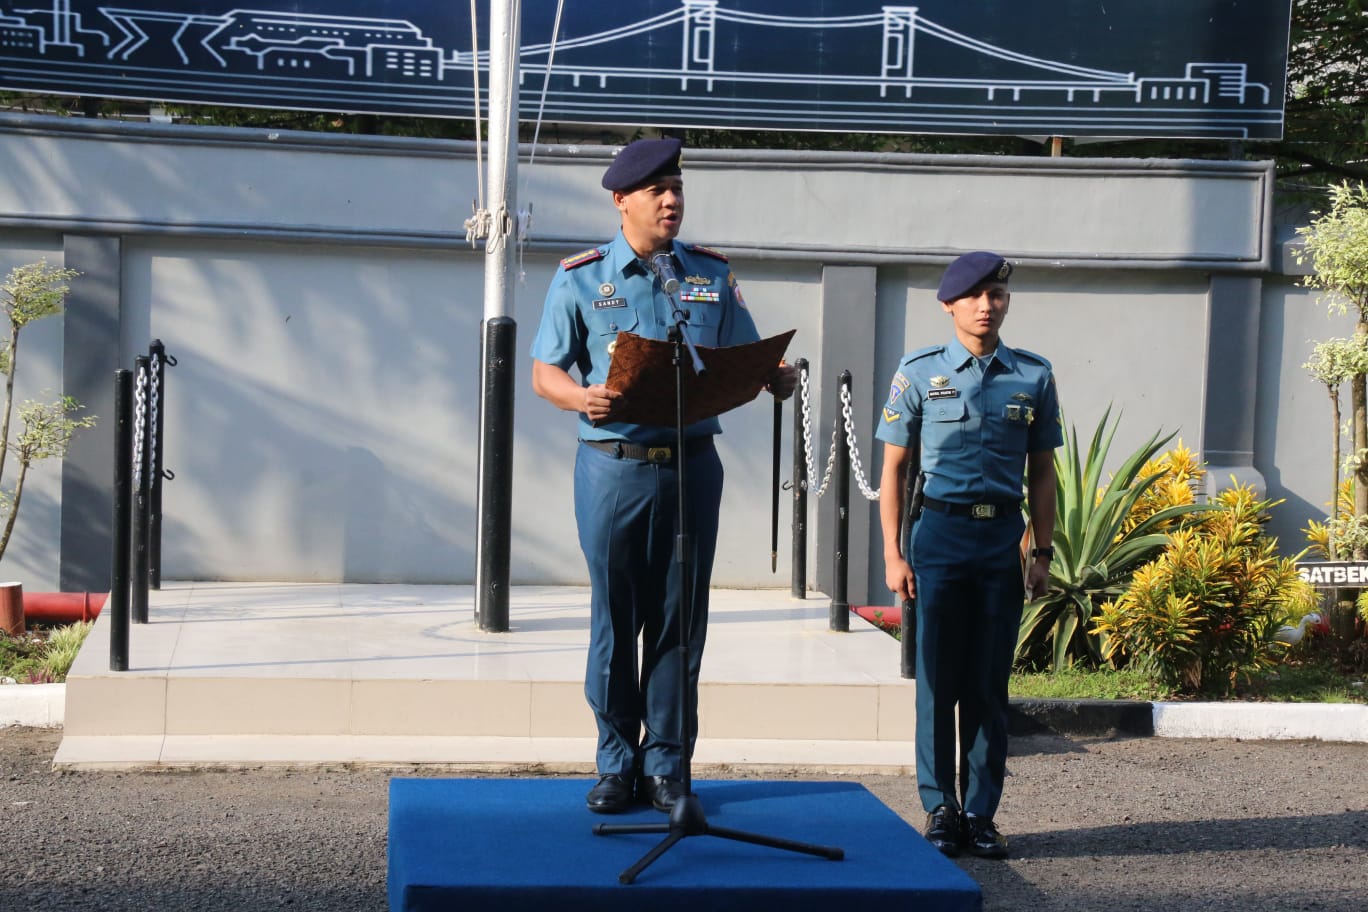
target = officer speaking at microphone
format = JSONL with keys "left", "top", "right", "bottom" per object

{"left": 530, "top": 137, "right": 796, "bottom": 816}
{"left": 876, "top": 251, "right": 1062, "bottom": 860}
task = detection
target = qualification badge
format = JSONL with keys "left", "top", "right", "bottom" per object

{"left": 930, "top": 376, "right": 950, "bottom": 388}
{"left": 599, "top": 282, "right": 615, "bottom": 297}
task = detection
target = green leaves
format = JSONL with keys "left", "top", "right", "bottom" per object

{"left": 1295, "top": 182, "right": 1368, "bottom": 318}
{"left": 1, "top": 259, "right": 78, "bottom": 331}
{"left": 1016, "top": 407, "right": 1214, "bottom": 671}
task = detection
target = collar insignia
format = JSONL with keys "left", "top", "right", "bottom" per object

{"left": 930, "top": 375, "right": 950, "bottom": 388}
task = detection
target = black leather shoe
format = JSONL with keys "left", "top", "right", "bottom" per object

{"left": 963, "top": 814, "right": 1009, "bottom": 859}
{"left": 924, "top": 804, "right": 963, "bottom": 857}
{"left": 637, "top": 775, "right": 688, "bottom": 812}
{"left": 585, "top": 774, "right": 634, "bottom": 814}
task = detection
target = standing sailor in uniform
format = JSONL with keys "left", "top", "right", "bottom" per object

{"left": 530, "top": 137, "right": 795, "bottom": 814}
{"left": 876, "top": 251, "right": 1062, "bottom": 859}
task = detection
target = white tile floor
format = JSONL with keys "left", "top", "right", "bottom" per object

{"left": 55, "top": 582, "right": 918, "bottom": 771}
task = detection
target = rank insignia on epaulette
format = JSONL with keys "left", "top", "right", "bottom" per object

{"left": 561, "top": 248, "right": 604, "bottom": 270}
{"left": 689, "top": 244, "right": 728, "bottom": 262}
{"left": 882, "top": 406, "right": 901, "bottom": 424}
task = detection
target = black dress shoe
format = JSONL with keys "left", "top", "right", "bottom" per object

{"left": 637, "top": 775, "right": 688, "bottom": 812}
{"left": 585, "top": 774, "right": 634, "bottom": 814}
{"left": 924, "top": 804, "right": 963, "bottom": 857}
{"left": 963, "top": 814, "right": 1009, "bottom": 859}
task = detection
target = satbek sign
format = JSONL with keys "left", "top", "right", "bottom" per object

{"left": 1295, "top": 561, "right": 1368, "bottom": 588}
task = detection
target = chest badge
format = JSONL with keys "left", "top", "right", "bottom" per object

{"left": 599, "top": 282, "right": 616, "bottom": 297}
{"left": 684, "top": 275, "right": 712, "bottom": 286}
{"left": 607, "top": 339, "right": 617, "bottom": 355}
{"left": 1011, "top": 392, "right": 1033, "bottom": 403}
{"left": 930, "top": 375, "right": 950, "bottom": 388}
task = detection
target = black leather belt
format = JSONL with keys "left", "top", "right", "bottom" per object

{"left": 921, "top": 496, "right": 1020, "bottom": 519}
{"left": 581, "top": 437, "right": 714, "bottom": 464}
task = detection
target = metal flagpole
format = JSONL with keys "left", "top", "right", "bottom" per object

{"left": 474, "top": 0, "right": 521, "bottom": 632}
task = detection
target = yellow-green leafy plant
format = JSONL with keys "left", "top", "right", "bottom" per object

{"left": 0, "top": 260, "right": 96, "bottom": 563}
{"left": 1094, "top": 484, "right": 1321, "bottom": 697}
{"left": 1305, "top": 478, "right": 1356, "bottom": 559}
{"left": 1016, "top": 408, "right": 1214, "bottom": 671}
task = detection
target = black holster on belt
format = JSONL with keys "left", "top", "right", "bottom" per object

{"left": 898, "top": 446, "right": 922, "bottom": 680}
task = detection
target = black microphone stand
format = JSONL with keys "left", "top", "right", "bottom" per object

{"left": 592, "top": 284, "right": 844, "bottom": 884}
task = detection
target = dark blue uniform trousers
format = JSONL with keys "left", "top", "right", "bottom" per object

{"left": 573, "top": 439, "right": 723, "bottom": 778}
{"left": 911, "top": 506, "right": 1025, "bottom": 818}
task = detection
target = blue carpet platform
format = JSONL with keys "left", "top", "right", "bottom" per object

{"left": 388, "top": 778, "right": 981, "bottom": 911}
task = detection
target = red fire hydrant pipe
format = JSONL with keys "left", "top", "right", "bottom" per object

{"left": 21, "top": 592, "right": 108, "bottom": 624}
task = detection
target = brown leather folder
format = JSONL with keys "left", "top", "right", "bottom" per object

{"left": 597, "top": 329, "right": 796, "bottom": 427}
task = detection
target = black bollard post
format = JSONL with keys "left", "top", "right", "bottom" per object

{"left": 131, "top": 356, "right": 151, "bottom": 624}
{"left": 476, "top": 317, "right": 515, "bottom": 633}
{"left": 110, "top": 370, "right": 132, "bottom": 671}
{"left": 830, "top": 371, "right": 851, "bottom": 632}
{"left": 791, "top": 359, "right": 808, "bottom": 599}
{"left": 148, "top": 339, "right": 172, "bottom": 590}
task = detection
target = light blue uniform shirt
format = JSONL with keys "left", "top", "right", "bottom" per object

{"left": 875, "top": 336, "right": 1063, "bottom": 503}
{"left": 531, "top": 231, "right": 760, "bottom": 444}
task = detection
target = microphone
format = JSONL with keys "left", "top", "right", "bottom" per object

{"left": 651, "top": 251, "right": 681, "bottom": 295}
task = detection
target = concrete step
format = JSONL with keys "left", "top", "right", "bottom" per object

{"left": 55, "top": 583, "right": 914, "bottom": 770}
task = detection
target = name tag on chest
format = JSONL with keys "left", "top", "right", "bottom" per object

{"left": 593, "top": 298, "right": 628, "bottom": 310}
{"left": 927, "top": 388, "right": 959, "bottom": 400}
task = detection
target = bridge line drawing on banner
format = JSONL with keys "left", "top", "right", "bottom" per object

{"left": 0, "top": 0, "right": 1288, "bottom": 137}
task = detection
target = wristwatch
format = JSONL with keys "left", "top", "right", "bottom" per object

{"left": 1030, "top": 547, "right": 1054, "bottom": 560}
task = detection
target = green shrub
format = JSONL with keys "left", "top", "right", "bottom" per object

{"left": 1016, "top": 407, "right": 1213, "bottom": 671}
{"left": 1093, "top": 485, "right": 1321, "bottom": 697}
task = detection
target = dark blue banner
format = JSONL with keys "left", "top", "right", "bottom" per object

{"left": 0, "top": 1, "right": 1291, "bottom": 139}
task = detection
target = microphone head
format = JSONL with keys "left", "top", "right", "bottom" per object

{"left": 651, "top": 252, "right": 680, "bottom": 294}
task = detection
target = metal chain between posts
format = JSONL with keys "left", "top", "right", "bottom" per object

{"left": 132, "top": 361, "right": 148, "bottom": 492}
{"left": 840, "top": 382, "right": 880, "bottom": 501}
{"left": 799, "top": 369, "right": 840, "bottom": 498}
{"left": 798, "top": 370, "right": 881, "bottom": 501}
{"left": 148, "top": 351, "right": 160, "bottom": 482}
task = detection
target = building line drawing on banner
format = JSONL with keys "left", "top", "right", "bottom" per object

{"left": 0, "top": 1, "right": 1282, "bottom": 136}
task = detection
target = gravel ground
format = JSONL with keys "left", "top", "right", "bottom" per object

{"left": 2, "top": 727, "right": 1366, "bottom": 911}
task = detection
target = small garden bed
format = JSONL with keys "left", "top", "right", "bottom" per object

{"left": 1009, "top": 653, "right": 1368, "bottom": 704}
{"left": 0, "top": 621, "right": 92, "bottom": 684}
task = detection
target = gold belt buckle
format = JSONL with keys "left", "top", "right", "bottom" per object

{"left": 971, "top": 504, "right": 997, "bottom": 519}
{"left": 646, "top": 447, "right": 672, "bottom": 463}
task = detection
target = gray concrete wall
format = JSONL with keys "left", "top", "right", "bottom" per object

{"left": 0, "top": 113, "right": 1311, "bottom": 604}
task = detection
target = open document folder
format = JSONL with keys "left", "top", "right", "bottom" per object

{"left": 596, "top": 329, "right": 796, "bottom": 428}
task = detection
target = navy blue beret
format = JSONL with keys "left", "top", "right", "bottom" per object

{"left": 601, "top": 138, "right": 683, "bottom": 192}
{"left": 937, "top": 251, "right": 1013, "bottom": 302}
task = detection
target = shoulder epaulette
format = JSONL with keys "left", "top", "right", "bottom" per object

{"left": 560, "top": 247, "right": 605, "bottom": 270}
{"left": 684, "top": 243, "right": 728, "bottom": 263}
{"left": 903, "top": 345, "right": 945, "bottom": 364}
{"left": 1013, "top": 347, "right": 1053, "bottom": 369}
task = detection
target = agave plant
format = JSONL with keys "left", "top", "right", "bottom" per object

{"left": 1016, "top": 407, "right": 1215, "bottom": 671}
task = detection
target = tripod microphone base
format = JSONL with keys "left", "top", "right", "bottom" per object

{"left": 594, "top": 792, "right": 844, "bottom": 884}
